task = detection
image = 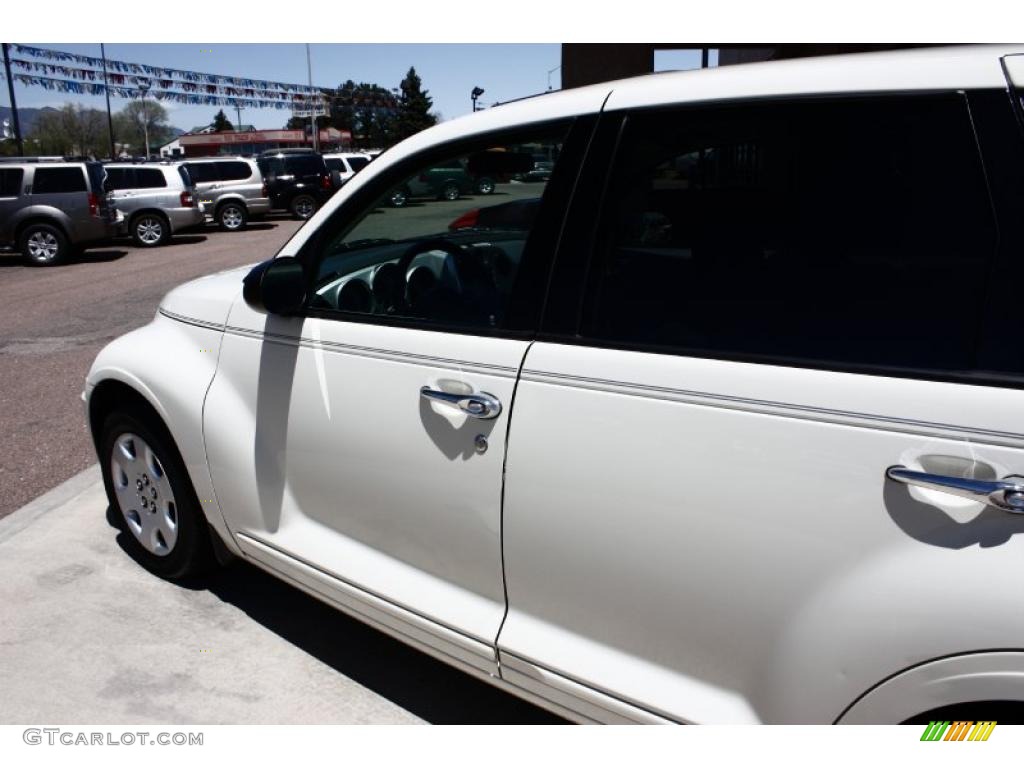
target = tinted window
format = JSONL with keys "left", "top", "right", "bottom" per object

{"left": 324, "top": 158, "right": 343, "bottom": 172}
{"left": 583, "top": 95, "right": 997, "bottom": 373}
{"left": 32, "top": 167, "right": 87, "bottom": 194}
{"left": 282, "top": 155, "right": 326, "bottom": 176}
{"left": 310, "top": 129, "right": 565, "bottom": 331}
{"left": 135, "top": 168, "right": 168, "bottom": 188}
{"left": 177, "top": 165, "right": 193, "bottom": 187}
{"left": 348, "top": 156, "right": 370, "bottom": 172}
{"left": 216, "top": 161, "right": 252, "bottom": 182}
{"left": 104, "top": 168, "right": 132, "bottom": 190}
{"left": 184, "top": 162, "right": 219, "bottom": 184}
{"left": 0, "top": 168, "right": 25, "bottom": 197}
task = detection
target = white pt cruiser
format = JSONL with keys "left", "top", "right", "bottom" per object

{"left": 85, "top": 46, "right": 1024, "bottom": 724}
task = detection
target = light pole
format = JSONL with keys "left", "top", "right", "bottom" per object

{"left": 100, "top": 44, "right": 115, "bottom": 159}
{"left": 305, "top": 43, "right": 318, "bottom": 152}
{"left": 546, "top": 65, "right": 561, "bottom": 91}
{"left": 137, "top": 83, "right": 151, "bottom": 159}
{"left": 471, "top": 86, "right": 485, "bottom": 113}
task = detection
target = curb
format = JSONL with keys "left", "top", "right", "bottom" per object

{"left": 0, "top": 464, "right": 102, "bottom": 544}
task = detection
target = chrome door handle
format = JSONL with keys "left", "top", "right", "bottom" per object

{"left": 886, "top": 465, "right": 1024, "bottom": 514}
{"left": 420, "top": 387, "right": 502, "bottom": 419}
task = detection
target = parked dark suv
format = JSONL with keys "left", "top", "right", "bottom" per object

{"left": 0, "top": 159, "right": 118, "bottom": 265}
{"left": 255, "top": 149, "right": 333, "bottom": 220}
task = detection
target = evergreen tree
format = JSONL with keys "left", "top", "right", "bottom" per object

{"left": 212, "top": 109, "right": 234, "bottom": 132}
{"left": 394, "top": 67, "right": 437, "bottom": 143}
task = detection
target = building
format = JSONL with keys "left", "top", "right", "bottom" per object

{"left": 171, "top": 126, "right": 352, "bottom": 158}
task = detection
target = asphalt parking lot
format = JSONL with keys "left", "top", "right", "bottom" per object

{"left": 0, "top": 197, "right": 562, "bottom": 724}
{"left": 0, "top": 215, "right": 304, "bottom": 520}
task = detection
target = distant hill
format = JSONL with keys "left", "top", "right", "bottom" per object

{"left": 0, "top": 106, "right": 185, "bottom": 138}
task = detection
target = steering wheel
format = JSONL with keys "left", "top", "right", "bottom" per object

{"left": 393, "top": 238, "right": 464, "bottom": 312}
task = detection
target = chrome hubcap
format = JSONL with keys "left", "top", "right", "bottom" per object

{"left": 110, "top": 433, "right": 178, "bottom": 556}
{"left": 222, "top": 207, "right": 243, "bottom": 228}
{"left": 27, "top": 231, "right": 59, "bottom": 261}
{"left": 136, "top": 218, "right": 163, "bottom": 244}
{"left": 295, "top": 199, "right": 314, "bottom": 218}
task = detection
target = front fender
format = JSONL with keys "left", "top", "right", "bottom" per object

{"left": 86, "top": 310, "right": 240, "bottom": 555}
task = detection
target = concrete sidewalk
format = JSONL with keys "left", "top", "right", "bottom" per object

{"left": 0, "top": 467, "right": 558, "bottom": 724}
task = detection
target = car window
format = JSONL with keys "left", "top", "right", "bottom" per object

{"left": 32, "top": 167, "right": 87, "bottom": 194}
{"left": 134, "top": 168, "right": 168, "bottom": 189}
{"left": 283, "top": 155, "right": 326, "bottom": 176}
{"left": 184, "top": 162, "right": 219, "bottom": 184}
{"left": 347, "top": 156, "right": 370, "bottom": 172}
{"left": 104, "top": 168, "right": 132, "bottom": 190}
{"left": 582, "top": 94, "right": 997, "bottom": 374}
{"left": 0, "top": 168, "right": 23, "bottom": 196}
{"left": 177, "top": 165, "right": 193, "bottom": 188}
{"left": 310, "top": 129, "right": 566, "bottom": 331}
{"left": 216, "top": 161, "right": 252, "bottom": 182}
{"left": 324, "top": 158, "right": 344, "bottom": 172}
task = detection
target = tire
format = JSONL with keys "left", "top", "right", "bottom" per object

{"left": 99, "top": 407, "right": 214, "bottom": 581}
{"left": 217, "top": 201, "right": 248, "bottom": 232}
{"left": 440, "top": 182, "right": 460, "bottom": 202}
{"left": 130, "top": 213, "right": 170, "bottom": 248}
{"left": 388, "top": 188, "right": 408, "bottom": 208}
{"left": 19, "top": 223, "right": 68, "bottom": 266}
{"left": 475, "top": 177, "right": 495, "bottom": 195}
{"left": 290, "top": 194, "right": 318, "bottom": 220}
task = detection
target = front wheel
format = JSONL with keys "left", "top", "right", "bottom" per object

{"left": 99, "top": 409, "right": 214, "bottom": 580}
{"left": 440, "top": 182, "right": 460, "bottom": 202}
{"left": 475, "top": 177, "right": 495, "bottom": 195}
{"left": 19, "top": 223, "right": 68, "bottom": 266}
{"left": 388, "top": 188, "right": 408, "bottom": 208}
{"left": 290, "top": 194, "right": 318, "bottom": 220}
{"left": 218, "top": 201, "right": 248, "bottom": 232}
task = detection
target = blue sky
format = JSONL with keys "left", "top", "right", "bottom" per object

{"left": 5, "top": 43, "right": 572, "bottom": 133}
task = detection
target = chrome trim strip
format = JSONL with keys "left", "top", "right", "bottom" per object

{"left": 221, "top": 322, "right": 520, "bottom": 378}
{"left": 158, "top": 307, "right": 226, "bottom": 331}
{"left": 521, "top": 369, "right": 1024, "bottom": 446}
{"left": 235, "top": 531, "right": 496, "bottom": 667}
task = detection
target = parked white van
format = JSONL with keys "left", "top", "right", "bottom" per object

{"left": 85, "top": 46, "right": 1024, "bottom": 724}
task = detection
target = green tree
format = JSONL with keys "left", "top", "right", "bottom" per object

{"left": 393, "top": 67, "right": 437, "bottom": 143}
{"left": 328, "top": 79, "right": 401, "bottom": 149}
{"left": 212, "top": 109, "right": 234, "bottom": 132}
{"left": 27, "top": 104, "right": 110, "bottom": 157}
{"left": 116, "top": 100, "right": 172, "bottom": 158}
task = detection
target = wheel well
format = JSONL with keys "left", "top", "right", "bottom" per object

{"left": 88, "top": 380, "right": 167, "bottom": 451}
{"left": 15, "top": 217, "right": 68, "bottom": 243}
{"left": 129, "top": 209, "right": 169, "bottom": 225}
{"left": 216, "top": 198, "right": 247, "bottom": 214}
{"left": 902, "top": 700, "right": 1024, "bottom": 725}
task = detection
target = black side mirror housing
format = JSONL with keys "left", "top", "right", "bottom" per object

{"left": 242, "top": 256, "right": 308, "bottom": 315}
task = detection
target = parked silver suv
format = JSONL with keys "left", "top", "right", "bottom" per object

{"left": 104, "top": 162, "right": 204, "bottom": 248}
{"left": 0, "top": 159, "right": 118, "bottom": 265}
{"left": 181, "top": 157, "right": 270, "bottom": 231}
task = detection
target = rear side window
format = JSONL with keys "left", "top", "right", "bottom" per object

{"left": 135, "top": 168, "right": 168, "bottom": 189}
{"left": 283, "top": 155, "right": 326, "bottom": 175}
{"left": 216, "top": 161, "right": 252, "bottom": 181}
{"left": 184, "top": 162, "right": 219, "bottom": 184}
{"left": 348, "top": 156, "right": 370, "bottom": 172}
{"left": 32, "top": 167, "right": 88, "bottom": 194}
{"left": 0, "top": 168, "right": 24, "bottom": 196}
{"left": 177, "top": 165, "right": 193, "bottom": 187}
{"left": 324, "top": 158, "right": 343, "bottom": 172}
{"left": 582, "top": 94, "right": 997, "bottom": 374}
{"left": 104, "top": 168, "right": 132, "bottom": 190}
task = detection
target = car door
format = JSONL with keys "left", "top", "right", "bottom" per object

{"left": 497, "top": 91, "right": 1024, "bottom": 723}
{"left": 184, "top": 161, "right": 220, "bottom": 210}
{"left": 204, "top": 120, "right": 585, "bottom": 677}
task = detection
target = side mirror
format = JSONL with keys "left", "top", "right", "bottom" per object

{"left": 242, "top": 256, "right": 308, "bottom": 315}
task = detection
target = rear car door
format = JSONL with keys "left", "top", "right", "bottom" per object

{"left": 204, "top": 120, "right": 587, "bottom": 677}
{"left": 0, "top": 167, "right": 25, "bottom": 243}
{"left": 498, "top": 90, "right": 1024, "bottom": 723}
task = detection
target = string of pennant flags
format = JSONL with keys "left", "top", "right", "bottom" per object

{"left": 2, "top": 44, "right": 400, "bottom": 113}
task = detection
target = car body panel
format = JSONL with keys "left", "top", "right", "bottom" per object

{"left": 202, "top": 296, "right": 528, "bottom": 674}
{"left": 84, "top": 45, "right": 1024, "bottom": 723}
{"left": 105, "top": 163, "right": 205, "bottom": 235}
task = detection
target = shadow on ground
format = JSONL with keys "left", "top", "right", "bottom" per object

{"left": 107, "top": 506, "right": 564, "bottom": 724}
{"left": 0, "top": 248, "right": 129, "bottom": 267}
